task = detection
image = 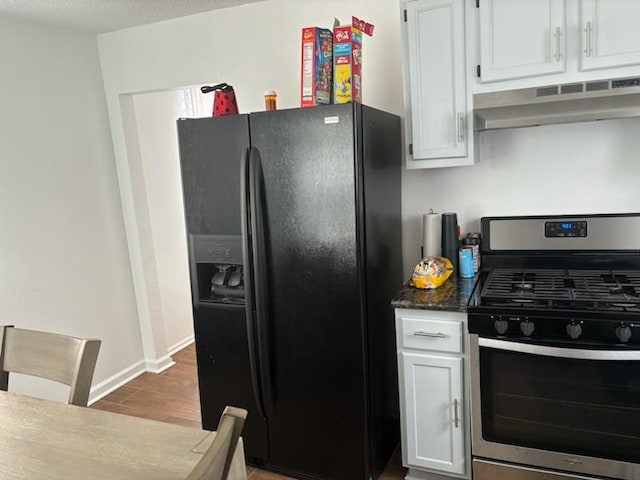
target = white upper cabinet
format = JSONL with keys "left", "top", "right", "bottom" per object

{"left": 479, "top": 0, "right": 567, "bottom": 82}
{"left": 401, "top": 0, "right": 475, "bottom": 169}
{"left": 475, "top": 0, "right": 640, "bottom": 91}
{"left": 580, "top": 0, "right": 640, "bottom": 71}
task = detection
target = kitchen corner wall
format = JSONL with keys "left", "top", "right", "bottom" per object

{"left": 402, "top": 118, "right": 640, "bottom": 277}
{"left": 0, "top": 16, "right": 143, "bottom": 401}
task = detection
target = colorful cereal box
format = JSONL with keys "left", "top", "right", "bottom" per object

{"left": 300, "top": 27, "right": 333, "bottom": 107}
{"left": 333, "top": 25, "right": 362, "bottom": 104}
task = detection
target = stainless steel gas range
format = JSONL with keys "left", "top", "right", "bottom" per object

{"left": 467, "top": 213, "right": 640, "bottom": 480}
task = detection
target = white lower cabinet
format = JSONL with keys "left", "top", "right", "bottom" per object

{"left": 402, "top": 353, "right": 464, "bottom": 474}
{"left": 395, "top": 309, "right": 470, "bottom": 480}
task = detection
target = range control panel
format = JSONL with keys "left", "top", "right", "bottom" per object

{"left": 545, "top": 220, "right": 587, "bottom": 238}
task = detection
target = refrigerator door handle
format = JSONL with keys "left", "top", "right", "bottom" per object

{"left": 247, "top": 147, "right": 275, "bottom": 415}
{"left": 240, "top": 147, "right": 267, "bottom": 419}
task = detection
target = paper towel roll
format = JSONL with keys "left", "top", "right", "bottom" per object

{"left": 422, "top": 212, "right": 442, "bottom": 258}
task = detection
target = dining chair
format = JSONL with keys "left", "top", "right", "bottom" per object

{"left": 0, "top": 325, "right": 101, "bottom": 407}
{"left": 186, "top": 405, "right": 248, "bottom": 480}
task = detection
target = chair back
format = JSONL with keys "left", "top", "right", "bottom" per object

{"left": 186, "top": 406, "right": 248, "bottom": 480}
{"left": 0, "top": 325, "right": 101, "bottom": 407}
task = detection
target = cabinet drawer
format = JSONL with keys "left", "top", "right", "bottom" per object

{"left": 400, "top": 316, "right": 462, "bottom": 353}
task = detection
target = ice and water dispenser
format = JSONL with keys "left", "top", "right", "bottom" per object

{"left": 189, "top": 234, "right": 244, "bottom": 305}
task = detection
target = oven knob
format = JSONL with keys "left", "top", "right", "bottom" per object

{"left": 520, "top": 320, "right": 535, "bottom": 337}
{"left": 615, "top": 324, "right": 632, "bottom": 343}
{"left": 494, "top": 317, "right": 508, "bottom": 335}
{"left": 566, "top": 321, "right": 582, "bottom": 339}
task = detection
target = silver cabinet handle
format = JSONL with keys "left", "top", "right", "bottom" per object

{"left": 584, "top": 21, "right": 593, "bottom": 57}
{"left": 554, "top": 26, "right": 562, "bottom": 62}
{"left": 456, "top": 112, "right": 465, "bottom": 142}
{"left": 453, "top": 399, "right": 460, "bottom": 428}
{"left": 413, "top": 331, "right": 449, "bottom": 339}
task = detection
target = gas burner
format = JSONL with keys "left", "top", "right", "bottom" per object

{"left": 479, "top": 268, "right": 640, "bottom": 312}
{"left": 512, "top": 283, "right": 534, "bottom": 293}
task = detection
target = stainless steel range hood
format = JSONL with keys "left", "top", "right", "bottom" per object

{"left": 474, "top": 77, "right": 640, "bottom": 130}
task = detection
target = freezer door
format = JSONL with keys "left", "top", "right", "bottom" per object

{"left": 249, "top": 104, "right": 370, "bottom": 480}
{"left": 178, "top": 115, "right": 271, "bottom": 462}
{"left": 193, "top": 303, "right": 269, "bottom": 463}
{"left": 177, "top": 115, "right": 249, "bottom": 235}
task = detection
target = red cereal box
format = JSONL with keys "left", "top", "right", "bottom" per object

{"left": 300, "top": 27, "right": 333, "bottom": 107}
{"left": 333, "top": 25, "right": 362, "bottom": 104}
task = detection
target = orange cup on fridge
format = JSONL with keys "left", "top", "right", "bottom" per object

{"left": 264, "top": 91, "right": 277, "bottom": 111}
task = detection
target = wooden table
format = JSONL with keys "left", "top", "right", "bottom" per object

{"left": 0, "top": 392, "right": 247, "bottom": 480}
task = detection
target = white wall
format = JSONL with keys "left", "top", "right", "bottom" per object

{"left": 132, "top": 90, "right": 194, "bottom": 350}
{"left": 98, "top": 0, "right": 402, "bottom": 114}
{"left": 402, "top": 119, "right": 640, "bottom": 276}
{"left": 0, "top": 17, "right": 143, "bottom": 401}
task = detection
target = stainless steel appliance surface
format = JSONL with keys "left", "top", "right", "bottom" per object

{"left": 467, "top": 213, "right": 640, "bottom": 480}
{"left": 474, "top": 76, "right": 640, "bottom": 131}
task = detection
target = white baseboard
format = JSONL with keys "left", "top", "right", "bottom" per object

{"left": 88, "top": 360, "right": 146, "bottom": 405}
{"left": 87, "top": 335, "right": 196, "bottom": 405}
{"left": 168, "top": 335, "right": 194, "bottom": 356}
{"left": 145, "top": 354, "right": 175, "bottom": 374}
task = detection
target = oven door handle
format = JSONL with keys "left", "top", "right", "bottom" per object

{"left": 479, "top": 337, "right": 640, "bottom": 361}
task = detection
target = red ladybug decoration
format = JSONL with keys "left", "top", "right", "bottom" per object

{"left": 201, "top": 83, "right": 239, "bottom": 117}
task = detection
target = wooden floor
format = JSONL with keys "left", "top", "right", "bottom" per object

{"left": 91, "top": 343, "right": 407, "bottom": 480}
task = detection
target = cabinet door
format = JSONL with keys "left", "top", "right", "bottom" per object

{"left": 401, "top": 352, "right": 465, "bottom": 474}
{"left": 479, "top": 0, "right": 566, "bottom": 82}
{"left": 404, "top": 0, "right": 468, "bottom": 162}
{"left": 581, "top": 0, "right": 640, "bottom": 71}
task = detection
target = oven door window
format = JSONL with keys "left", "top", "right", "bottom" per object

{"left": 479, "top": 345, "right": 640, "bottom": 463}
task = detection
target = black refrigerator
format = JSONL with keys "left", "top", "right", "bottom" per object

{"left": 177, "top": 103, "right": 402, "bottom": 480}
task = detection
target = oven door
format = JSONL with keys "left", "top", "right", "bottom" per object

{"left": 470, "top": 335, "right": 640, "bottom": 480}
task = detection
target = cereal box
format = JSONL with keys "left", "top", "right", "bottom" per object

{"left": 333, "top": 25, "right": 362, "bottom": 104}
{"left": 300, "top": 27, "right": 333, "bottom": 107}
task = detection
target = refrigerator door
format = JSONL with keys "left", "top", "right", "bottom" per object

{"left": 249, "top": 104, "right": 370, "bottom": 480}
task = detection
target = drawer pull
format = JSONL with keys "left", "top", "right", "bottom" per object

{"left": 413, "top": 331, "right": 449, "bottom": 339}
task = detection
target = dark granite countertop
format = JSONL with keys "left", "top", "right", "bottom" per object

{"left": 391, "top": 275, "right": 479, "bottom": 312}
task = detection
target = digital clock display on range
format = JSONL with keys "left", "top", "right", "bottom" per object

{"left": 545, "top": 220, "right": 588, "bottom": 238}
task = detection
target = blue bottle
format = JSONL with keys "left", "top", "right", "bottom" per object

{"left": 458, "top": 248, "right": 474, "bottom": 278}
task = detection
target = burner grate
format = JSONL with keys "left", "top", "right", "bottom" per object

{"left": 481, "top": 268, "right": 640, "bottom": 312}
